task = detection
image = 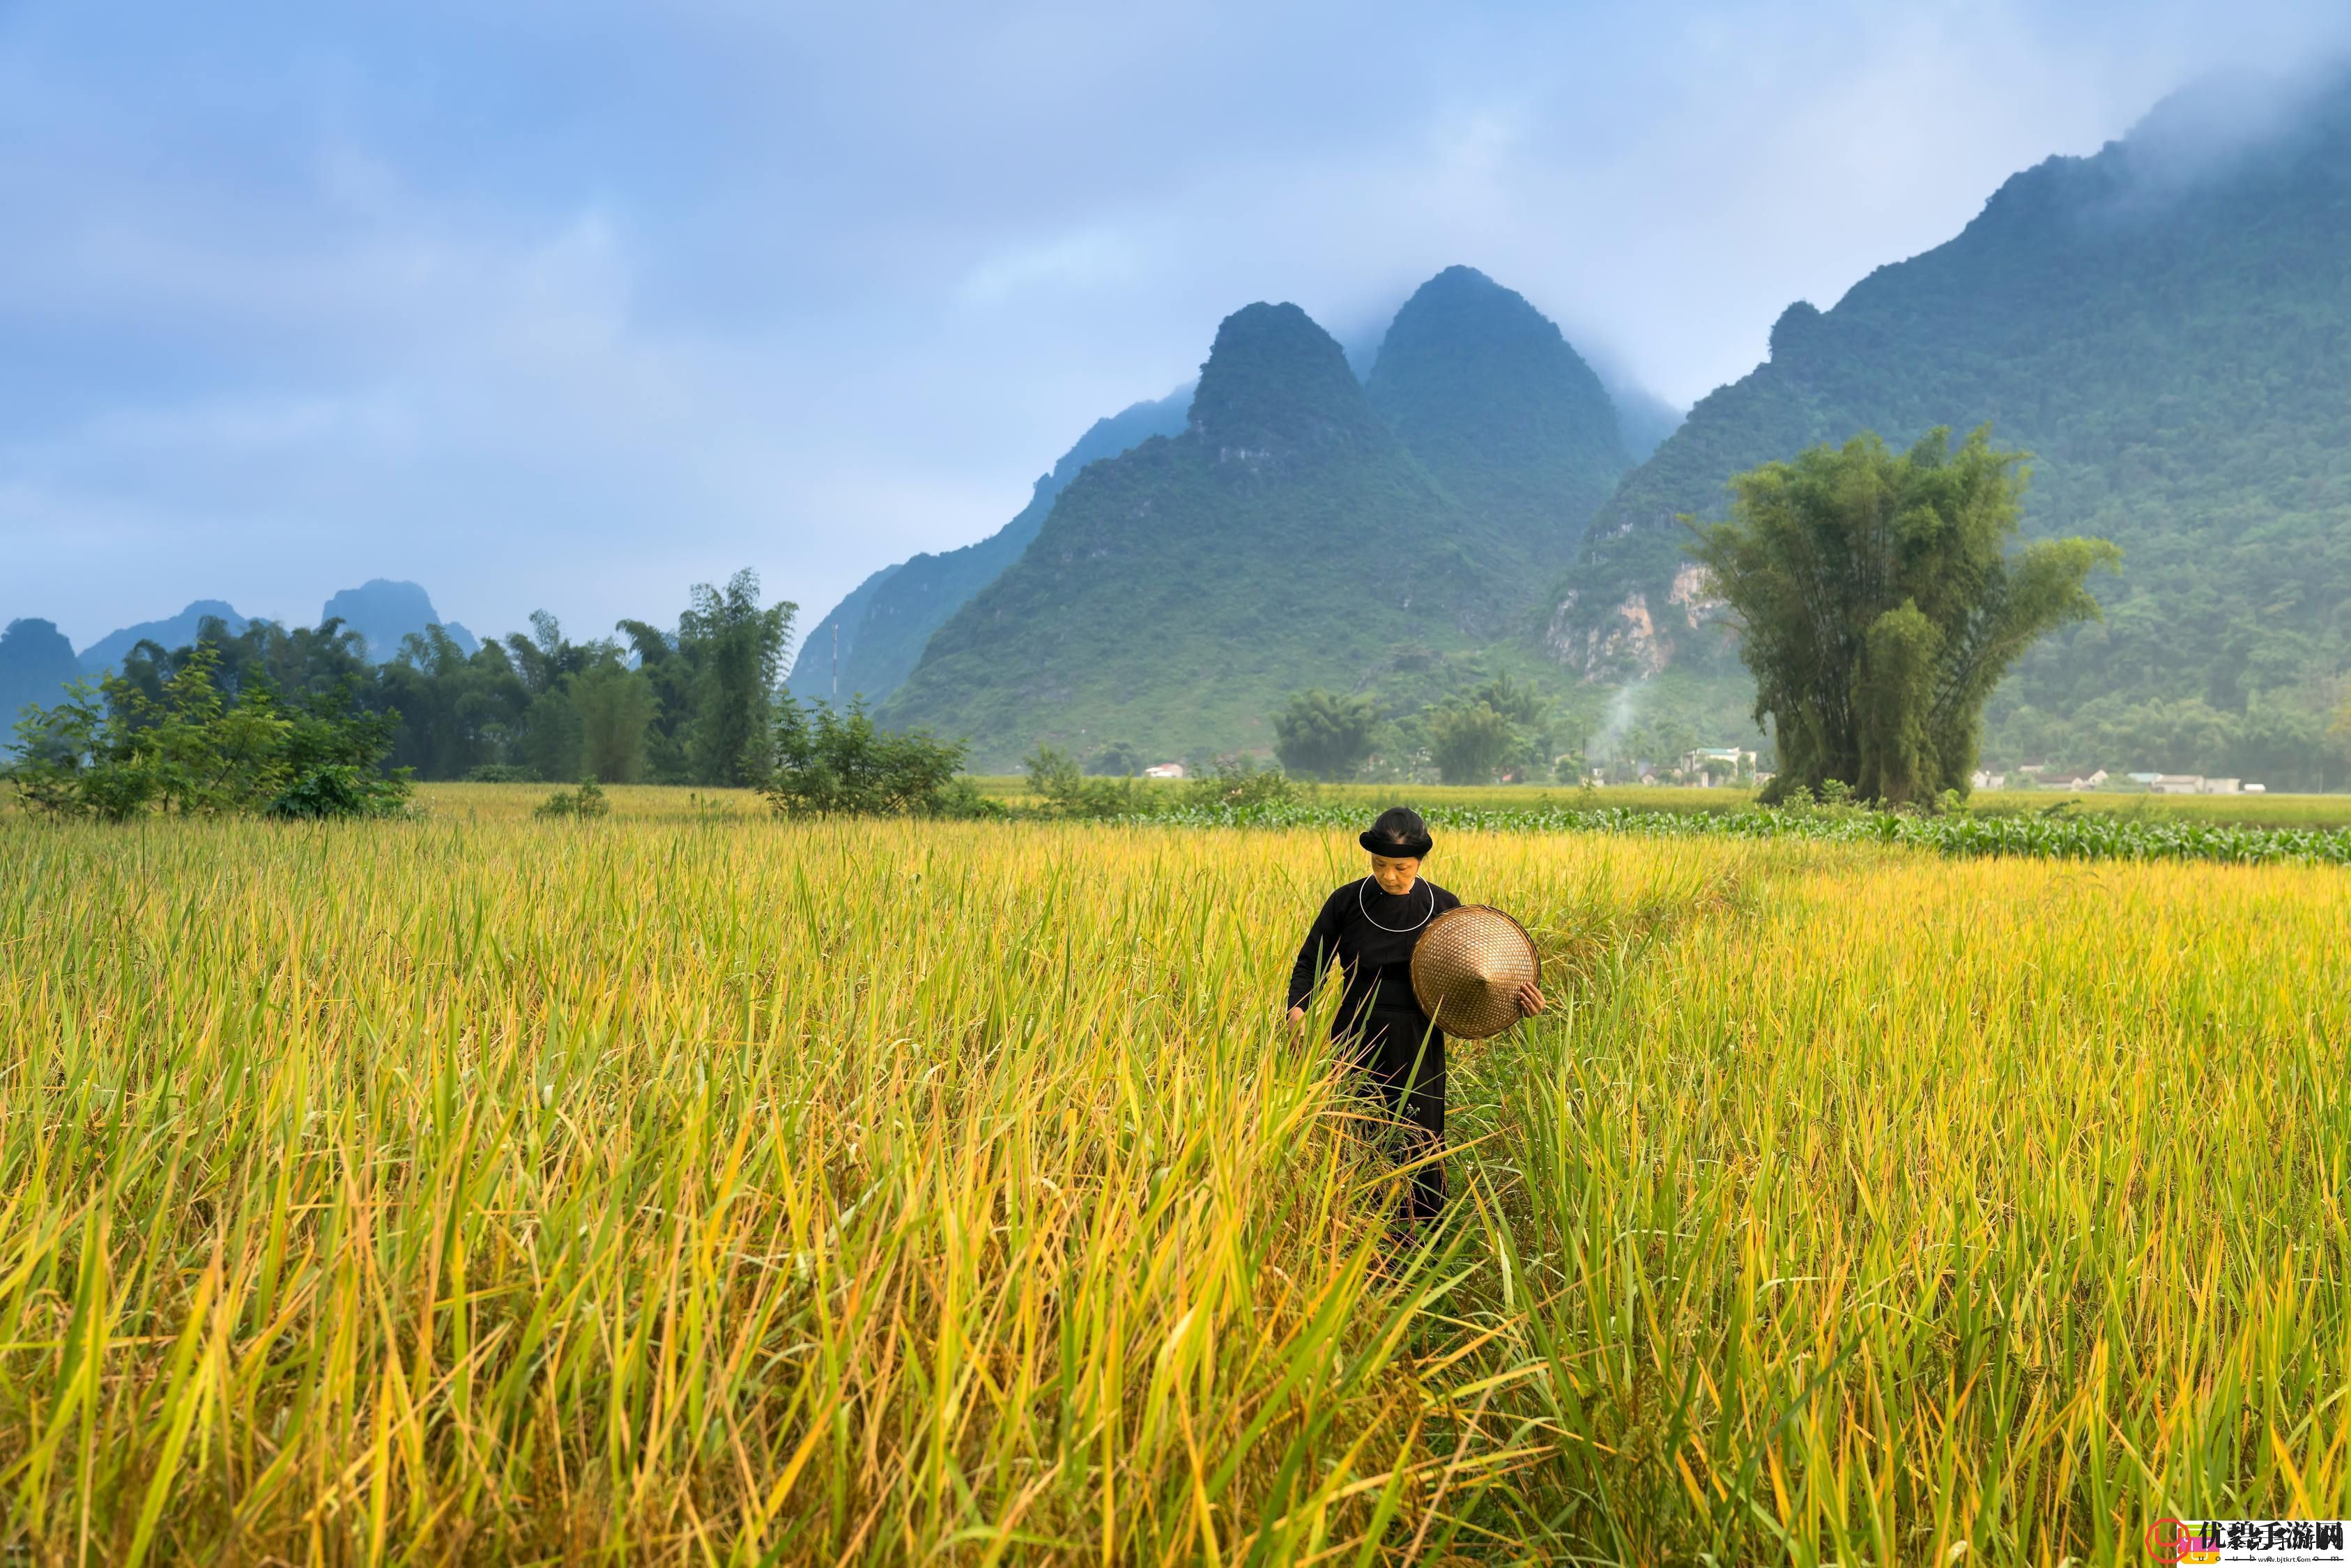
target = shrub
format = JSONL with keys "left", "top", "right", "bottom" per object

{"left": 764, "top": 697, "right": 974, "bottom": 817}
{"left": 464, "top": 764, "right": 533, "bottom": 784}
{"left": 1186, "top": 757, "right": 1301, "bottom": 810}
{"left": 535, "top": 781, "right": 611, "bottom": 820}
{"left": 1026, "top": 746, "right": 1147, "bottom": 819}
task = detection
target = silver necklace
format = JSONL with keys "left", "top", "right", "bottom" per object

{"left": 1357, "top": 877, "right": 1434, "bottom": 932}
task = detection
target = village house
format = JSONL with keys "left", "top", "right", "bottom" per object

{"left": 2149, "top": 774, "right": 2203, "bottom": 794}
{"left": 1969, "top": 769, "right": 2007, "bottom": 790}
{"left": 1142, "top": 762, "right": 1186, "bottom": 780}
{"left": 2039, "top": 769, "right": 2108, "bottom": 790}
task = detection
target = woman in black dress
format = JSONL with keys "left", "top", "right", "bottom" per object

{"left": 1285, "top": 806, "right": 1542, "bottom": 1223}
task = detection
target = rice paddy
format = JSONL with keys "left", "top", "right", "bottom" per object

{"left": 2, "top": 789, "right": 2345, "bottom": 1562}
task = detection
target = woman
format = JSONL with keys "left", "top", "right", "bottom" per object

{"left": 1285, "top": 806, "right": 1542, "bottom": 1224}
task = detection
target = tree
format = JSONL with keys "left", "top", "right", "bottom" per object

{"left": 681, "top": 570, "right": 795, "bottom": 788}
{"left": 382, "top": 625, "right": 527, "bottom": 780}
{"left": 1087, "top": 739, "right": 1144, "bottom": 777}
{"left": 1467, "top": 675, "right": 1553, "bottom": 781}
{"left": 1426, "top": 700, "right": 1516, "bottom": 784}
{"left": 1690, "top": 427, "right": 2118, "bottom": 806}
{"left": 9, "top": 643, "right": 409, "bottom": 821}
{"left": 574, "top": 660, "right": 657, "bottom": 783}
{"left": 1272, "top": 690, "right": 1378, "bottom": 781}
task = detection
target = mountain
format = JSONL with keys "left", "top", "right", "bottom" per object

{"left": 1365, "top": 265, "right": 1631, "bottom": 574}
{"left": 786, "top": 391, "right": 1190, "bottom": 706}
{"left": 79, "top": 600, "right": 250, "bottom": 672}
{"left": 1, "top": 618, "right": 82, "bottom": 723}
{"left": 321, "top": 580, "right": 479, "bottom": 662}
{"left": 1549, "top": 71, "right": 2351, "bottom": 781}
{"left": 882, "top": 300, "right": 1532, "bottom": 767}
{"left": 786, "top": 562, "right": 901, "bottom": 703}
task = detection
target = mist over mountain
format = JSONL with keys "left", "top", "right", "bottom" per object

{"left": 79, "top": 601, "right": 250, "bottom": 674}
{"left": 786, "top": 392, "right": 1189, "bottom": 706}
{"left": 1605, "top": 382, "right": 1685, "bottom": 462}
{"left": 1550, "top": 69, "right": 2351, "bottom": 781}
{"left": 321, "top": 580, "right": 479, "bottom": 663}
{"left": 0, "top": 619, "right": 82, "bottom": 723}
{"left": 880, "top": 277, "right": 1628, "bottom": 768}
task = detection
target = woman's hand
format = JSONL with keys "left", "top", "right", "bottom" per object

{"left": 1286, "top": 1006, "right": 1308, "bottom": 1033}
{"left": 1515, "top": 981, "right": 1545, "bottom": 1017}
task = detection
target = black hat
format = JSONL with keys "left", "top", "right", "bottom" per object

{"left": 1359, "top": 805, "right": 1432, "bottom": 859}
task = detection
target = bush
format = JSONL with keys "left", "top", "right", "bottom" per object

{"left": 763, "top": 697, "right": 974, "bottom": 817}
{"left": 1026, "top": 746, "right": 1147, "bottom": 819}
{"left": 1186, "top": 757, "right": 1301, "bottom": 810}
{"left": 266, "top": 764, "right": 413, "bottom": 820}
{"left": 534, "top": 781, "right": 611, "bottom": 819}
{"left": 464, "top": 764, "right": 533, "bottom": 784}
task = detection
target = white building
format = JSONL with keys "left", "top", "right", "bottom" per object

{"left": 1142, "top": 762, "right": 1186, "bottom": 780}
{"left": 1677, "top": 746, "right": 1756, "bottom": 785}
{"left": 2198, "top": 777, "right": 2241, "bottom": 794}
{"left": 1970, "top": 769, "right": 2007, "bottom": 790}
{"left": 2150, "top": 774, "right": 2203, "bottom": 794}
{"left": 2041, "top": 769, "right": 2108, "bottom": 791}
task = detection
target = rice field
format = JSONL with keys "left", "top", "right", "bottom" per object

{"left": 2, "top": 792, "right": 2345, "bottom": 1562}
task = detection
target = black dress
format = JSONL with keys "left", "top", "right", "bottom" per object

{"left": 1287, "top": 877, "right": 1461, "bottom": 1220}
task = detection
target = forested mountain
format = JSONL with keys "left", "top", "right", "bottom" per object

{"left": 320, "top": 580, "right": 478, "bottom": 661}
{"left": 1552, "top": 72, "right": 2351, "bottom": 785}
{"left": 878, "top": 270, "right": 1633, "bottom": 767}
{"left": 0, "top": 619, "right": 81, "bottom": 722}
{"left": 785, "top": 563, "right": 899, "bottom": 703}
{"left": 882, "top": 302, "right": 1538, "bottom": 767}
{"left": 1365, "top": 266, "right": 1631, "bottom": 575}
{"left": 79, "top": 600, "right": 249, "bottom": 673}
{"left": 786, "top": 392, "right": 1189, "bottom": 706}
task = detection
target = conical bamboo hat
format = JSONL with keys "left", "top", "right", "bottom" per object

{"left": 1409, "top": 905, "right": 1539, "bottom": 1040}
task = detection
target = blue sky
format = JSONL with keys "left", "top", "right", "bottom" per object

{"left": 5, "top": 1, "right": 2348, "bottom": 651}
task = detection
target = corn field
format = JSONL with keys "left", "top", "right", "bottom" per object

{"left": 1, "top": 787, "right": 2345, "bottom": 1562}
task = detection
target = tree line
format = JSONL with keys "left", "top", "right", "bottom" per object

{"left": 68, "top": 568, "right": 799, "bottom": 788}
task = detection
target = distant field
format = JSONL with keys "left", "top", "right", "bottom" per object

{"left": 3, "top": 811, "right": 2343, "bottom": 1559}
{"left": 967, "top": 774, "right": 2351, "bottom": 827}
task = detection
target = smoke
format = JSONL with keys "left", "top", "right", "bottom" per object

{"left": 1589, "top": 679, "right": 1646, "bottom": 764}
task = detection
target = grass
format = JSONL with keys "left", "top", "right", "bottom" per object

{"left": 1, "top": 798, "right": 2345, "bottom": 1561}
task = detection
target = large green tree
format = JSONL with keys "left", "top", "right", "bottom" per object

{"left": 1425, "top": 699, "right": 1517, "bottom": 785}
{"left": 1271, "top": 690, "right": 1378, "bottom": 781}
{"left": 680, "top": 570, "right": 795, "bottom": 788}
{"left": 1690, "top": 428, "right": 2118, "bottom": 805}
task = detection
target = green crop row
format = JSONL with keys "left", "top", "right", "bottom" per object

{"left": 1133, "top": 798, "right": 2351, "bottom": 865}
